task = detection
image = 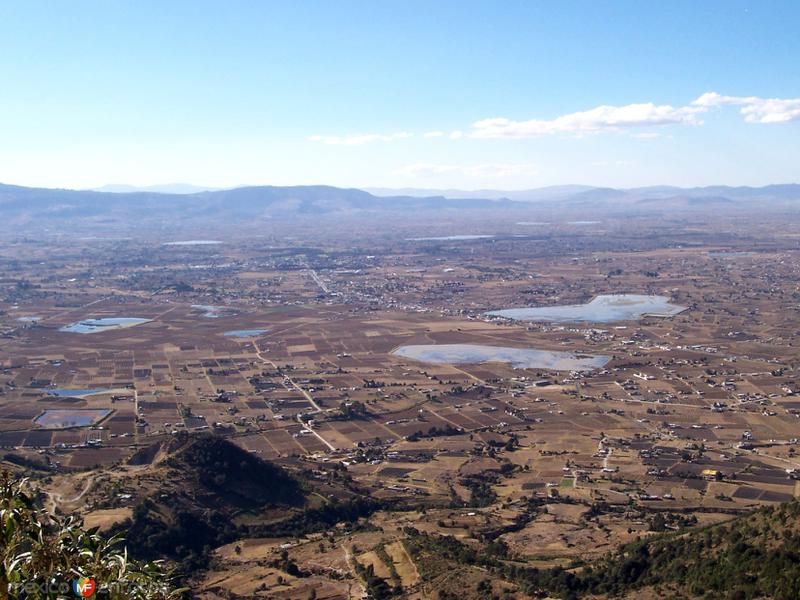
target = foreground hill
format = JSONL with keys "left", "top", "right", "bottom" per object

{"left": 402, "top": 501, "right": 800, "bottom": 599}
{"left": 115, "top": 434, "right": 307, "bottom": 569}
{"left": 133, "top": 433, "right": 305, "bottom": 509}
{"left": 575, "top": 501, "right": 800, "bottom": 599}
{"left": 99, "top": 434, "right": 389, "bottom": 574}
{"left": 34, "top": 433, "right": 800, "bottom": 598}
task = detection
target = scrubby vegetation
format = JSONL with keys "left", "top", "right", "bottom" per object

{"left": 0, "top": 472, "right": 180, "bottom": 599}
{"left": 2, "top": 452, "right": 50, "bottom": 471}
{"left": 331, "top": 400, "right": 370, "bottom": 420}
{"left": 251, "top": 496, "right": 383, "bottom": 535}
{"left": 405, "top": 501, "right": 800, "bottom": 599}
{"left": 120, "top": 497, "right": 228, "bottom": 573}
{"left": 405, "top": 424, "right": 463, "bottom": 442}
{"left": 461, "top": 473, "right": 499, "bottom": 508}
{"left": 565, "top": 502, "right": 800, "bottom": 600}
{"left": 354, "top": 560, "right": 396, "bottom": 600}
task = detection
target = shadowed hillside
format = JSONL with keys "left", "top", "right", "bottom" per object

{"left": 115, "top": 434, "right": 307, "bottom": 570}
{"left": 403, "top": 501, "right": 800, "bottom": 599}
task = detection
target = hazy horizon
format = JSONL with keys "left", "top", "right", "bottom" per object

{"left": 0, "top": 180, "right": 797, "bottom": 196}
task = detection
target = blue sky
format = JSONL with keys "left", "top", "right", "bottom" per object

{"left": 1, "top": 1, "right": 798, "bottom": 190}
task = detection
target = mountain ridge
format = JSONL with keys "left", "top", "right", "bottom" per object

{"left": 92, "top": 183, "right": 222, "bottom": 194}
{"left": 1, "top": 181, "right": 799, "bottom": 229}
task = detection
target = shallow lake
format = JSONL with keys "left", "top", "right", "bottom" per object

{"left": 192, "top": 304, "right": 223, "bottom": 318}
{"left": 393, "top": 344, "right": 608, "bottom": 371}
{"left": 16, "top": 316, "right": 41, "bottom": 322}
{"left": 163, "top": 240, "right": 223, "bottom": 246}
{"left": 60, "top": 317, "right": 151, "bottom": 334}
{"left": 486, "top": 294, "right": 686, "bottom": 324}
{"left": 407, "top": 235, "right": 494, "bottom": 241}
{"left": 708, "top": 251, "right": 753, "bottom": 257}
{"left": 46, "top": 388, "right": 115, "bottom": 397}
{"left": 224, "top": 329, "right": 268, "bottom": 337}
{"left": 35, "top": 409, "right": 111, "bottom": 429}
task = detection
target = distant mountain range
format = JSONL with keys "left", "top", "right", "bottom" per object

{"left": 365, "top": 184, "right": 598, "bottom": 201}
{"left": 366, "top": 184, "right": 800, "bottom": 203}
{"left": 1, "top": 182, "right": 799, "bottom": 230}
{"left": 0, "top": 183, "right": 508, "bottom": 229}
{"left": 92, "top": 183, "right": 221, "bottom": 194}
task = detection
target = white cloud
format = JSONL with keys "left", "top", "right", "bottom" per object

{"left": 308, "top": 132, "right": 413, "bottom": 145}
{"left": 394, "top": 162, "right": 538, "bottom": 178}
{"left": 590, "top": 160, "right": 632, "bottom": 167}
{"left": 470, "top": 103, "right": 704, "bottom": 139}
{"left": 692, "top": 92, "right": 800, "bottom": 123}
{"left": 468, "top": 93, "right": 800, "bottom": 139}
{"left": 309, "top": 92, "right": 800, "bottom": 146}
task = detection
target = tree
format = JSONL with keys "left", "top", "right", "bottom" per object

{"left": 0, "top": 472, "right": 182, "bottom": 599}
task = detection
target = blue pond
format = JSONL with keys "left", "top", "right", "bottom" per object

{"left": 224, "top": 329, "right": 268, "bottom": 338}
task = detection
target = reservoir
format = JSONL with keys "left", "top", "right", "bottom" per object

{"left": 35, "top": 409, "right": 112, "bottom": 429}
{"left": 46, "top": 388, "right": 117, "bottom": 398}
{"left": 407, "top": 235, "right": 494, "bottom": 241}
{"left": 59, "top": 317, "right": 152, "bottom": 334}
{"left": 708, "top": 251, "right": 753, "bottom": 257}
{"left": 486, "top": 294, "right": 686, "bottom": 324}
{"left": 224, "top": 329, "right": 268, "bottom": 337}
{"left": 163, "top": 240, "right": 223, "bottom": 246}
{"left": 192, "top": 304, "right": 223, "bottom": 318}
{"left": 393, "top": 344, "right": 608, "bottom": 371}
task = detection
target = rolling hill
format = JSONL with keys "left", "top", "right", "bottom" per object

{"left": 403, "top": 500, "right": 800, "bottom": 599}
{"left": 0, "top": 182, "right": 506, "bottom": 228}
{"left": 1, "top": 182, "right": 799, "bottom": 231}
